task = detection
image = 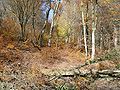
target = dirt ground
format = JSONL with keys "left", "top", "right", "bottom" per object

{"left": 22, "top": 46, "right": 87, "bottom": 75}
{"left": 0, "top": 35, "right": 120, "bottom": 89}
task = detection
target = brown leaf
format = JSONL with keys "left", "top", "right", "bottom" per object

{"left": 7, "top": 43, "right": 14, "bottom": 49}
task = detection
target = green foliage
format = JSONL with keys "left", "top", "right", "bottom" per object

{"left": 57, "top": 26, "right": 68, "bottom": 37}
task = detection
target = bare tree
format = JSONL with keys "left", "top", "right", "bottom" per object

{"left": 91, "top": 0, "right": 97, "bottom": 61}
{"left": 7, "top": 0, "right": 40, "bottom": 41}
{"left": 80, "top": 1, "right": 88, "bottom": 57}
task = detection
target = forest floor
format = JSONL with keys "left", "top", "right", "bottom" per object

{"left": 0, "top": 35, "right": 120, "bottom": 90}
{"left": 23, "top": 46, "right": 87, "bottom": 75}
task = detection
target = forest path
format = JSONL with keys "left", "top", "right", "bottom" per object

{"left": 22, "top": 47, "right": 86, "bottom": 75}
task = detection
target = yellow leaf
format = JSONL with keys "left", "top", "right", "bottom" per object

{"left": 7, "top": 43, "right": 14, "bottom": 49}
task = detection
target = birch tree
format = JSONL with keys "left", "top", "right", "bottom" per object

{"left": 91, "top": 0, "right": 97, "bottom": 61}
{"left": 48, "top": 0, "right": 62, "bottom": 47}
{"left": 114, "top": 25, "right": 118, "bottom": 48}
{"left": 81, "top": 1, "right": 88, "bottom": 57}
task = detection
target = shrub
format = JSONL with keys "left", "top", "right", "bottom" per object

{"left": 103, "top": 49, "right": 120, "bottom": 61}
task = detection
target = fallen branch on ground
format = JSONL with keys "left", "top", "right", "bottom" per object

{"left": 31, "top": 40, "right": 41, "bottom": 51}
{"left": 49, "top": 69, "right": 120, "bottom": 81}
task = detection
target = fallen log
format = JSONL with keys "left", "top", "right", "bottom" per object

{"left": 49, "top": 69, "right": 120, "bottom": 81}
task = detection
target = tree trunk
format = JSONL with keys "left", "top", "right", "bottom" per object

{"left": 48, "top": 2, "right": 59, "bottom": 47}
{"left": 91, "top": 2, "right": 97, "bottom": 61}
{"left": 91, "top": 29, "right": 95, "bottom": 60}
{"left": 48, "top": 20, "right": 54, "bottom": 47}
{"left": 20, "top": 23, "right": 25, "bottom": 41}
{"left": 114, "top": 26, "right": 118, "bottom": 48}
{"left": 81, "top": 1, "right": 88, "bottom": 57}
{"left": 100, "top": 33, "right": 103, "bottom": 50}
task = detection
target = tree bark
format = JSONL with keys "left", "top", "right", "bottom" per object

{"left": 48, "top": 1, "right": 59, "bottom": 47}
{"left": 114, "top": 26, "right": 118, "bottom": 48}
{"left": 91, "top": 2, "right": 97, "bottom": 61}
{"left": 81, "top": 1, "right": 88, "bottom": 57}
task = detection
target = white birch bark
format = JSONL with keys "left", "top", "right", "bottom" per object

{"left": 100, "top": 33, "right": 103, "bottom": 50}
{"left": 48, "top": 1, "right": 59, "bottom": 47}
{"left": 81, "top": 1, "right": 88, "bottom": 57}
{"left": 114, "top": 26, "right": 118, "bottom": 48}
{"left": 91, "top": 2, "right": 97, "bottom": 61}
{"left": 91, "top": 29, "right": 95, "bottom": 60}
{"left": 48, "top": 18, "right": 54, "bottom": 47}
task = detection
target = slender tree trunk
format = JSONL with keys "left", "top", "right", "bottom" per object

{"left": 20, "top": 23, "right": 25, "bottom": 41}
{"left": 48, "top": 1, "right": 59, "bottom": 47}
{"left": 65, "top": 28, "right": 70, "bottom": 44}
{"left": 118, "top": 26, "right": 120, "bottom": 45}
{"left": 100, "top": 33, "right": 103, "bottom": 50}
{"left": 91, "top": 2, "right": 97, "bottom": 61}
{"left": 81, "top": 1, "right": 88, "bottom": 57}
{"left": 114, "top": 26, "right": 118, "bottom": 48}
{"left": 48, "top": 19, "right": 54, "bottom": 47}
{"left": 19, "top": 17, "right": 27, "bottom": 41}
{"left": 91, "top": 29, "right": 95, "bottom": 60}
{"left": 39, "top": 20, "right": 46, "bottom": 46}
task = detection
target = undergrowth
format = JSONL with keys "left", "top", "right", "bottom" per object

{"left": 96, "top": 48, "right": 120, "bottom": 62}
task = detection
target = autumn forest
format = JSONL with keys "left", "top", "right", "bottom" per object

{"left": 0, "top": 0, "right": 120, "bottom": 90}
